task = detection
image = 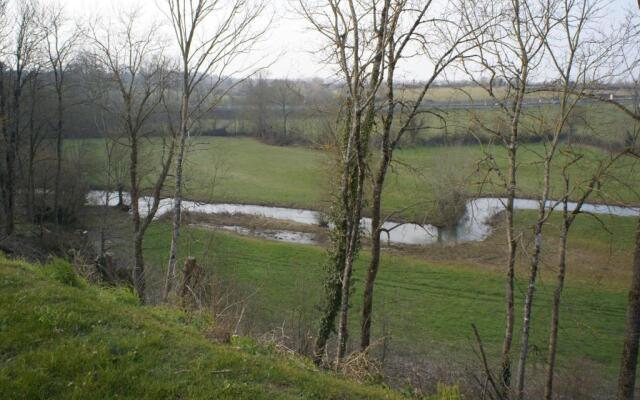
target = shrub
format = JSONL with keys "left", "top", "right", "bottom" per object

{"left": 42, "top": 258, "right": 83, "bottom": 288}
{"left": 428, "top": 150, "right": 470, "bottom": 228}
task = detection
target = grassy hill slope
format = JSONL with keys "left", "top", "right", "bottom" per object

{"left": 0, "top": 256, "right": 403, "bottom": 400}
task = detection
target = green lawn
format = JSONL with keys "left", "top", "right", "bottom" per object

{"left": 0, "top": 256, "right": 403, "bottom": 399}
{"left": 393, "top": 143, "right": 640, "bottom": 209}
{"left": 75, "top": 136, "right": 640, "bottom": 223}
{"left": 141, "top": 221, "right": 630, "bottom": 380}
{"left": 516, "top": 210, "right": 638, "bottom": 254}
{"left": 79, "top": 137, "right": 330, "bottom": 209}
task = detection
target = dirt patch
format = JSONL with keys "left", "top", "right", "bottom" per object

{"left": 177, "top": 211, "right": 330, "bottom": 244}
{"left": 181, "top": 211, "right": 325, "bottom": 233}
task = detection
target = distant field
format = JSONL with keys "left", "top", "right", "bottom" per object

{"left": 74, "top": 136, "right": 640, "bottom": 221}
{"left": 139, "top": 219, "right": 631, "bottom": 395}
{"left": 210, "top": 93, "right": 636, "bottom": 146}
{"left": 410, "top": 102, "right": 634, "bottom": 144}
{"left": 398, "top": 85, "right": 634, "bottom": 103}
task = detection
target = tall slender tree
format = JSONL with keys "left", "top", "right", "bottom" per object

{"left": 1, "top": 0, "right": 41, "bottom": 236}
{"left": 359, "top": 0, "right": 481, "bottom": 353}
{"left": 272, "top": 78, "right": 303, "bottom": 139}
{"left": 88, "top": 9, "right": 174, "bottom": 302}
{"left": 162, "top": 0, "right": 269, "bottom": 301}
{"left": 0, "top": 0, "right": 10, "bottom": 232}
{"left": 23, "top": 67, "right": 47, "bottom": 222}
{"left": 458, "top": 0, "right": 552, "bottom": 395}
{"left": 526, "top": 1, "right": 620, "bottom": 397}
{"left": 298, "top": 0, "right": 389, "bottom": 364}
{"left": 615, "top": 8, "right": 640, "bottom": 399}
{"left": 41, "top": 1, "right": 80, "bottom": 224}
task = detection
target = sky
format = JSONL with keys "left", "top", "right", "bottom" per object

{"left": 39, "top": 0, "right": 638, "bottom": 80}
{"left": 53, "top": 0, "right": 332, "bottom": 79}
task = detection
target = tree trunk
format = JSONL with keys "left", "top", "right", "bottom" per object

{"left": 516, "top": 145, "right": 554, "bottom": 400}
{"left": 132, "top": 233, "right": 145, "bottom": 303}
{"left": 117, "top": 185, "right": 124, "bottom": 208}
{"left": 2, "top": 147, "right": 14, "bottom": 236}
{"left": 360, "top": 190, "right": 382, "bottom": 351}
{"left": 545, "top": 210, "right": 569, "bottom": 400}
{"left": 314, "top": 107, "right": 361, "bottom": 364}
{"left": 165, "top": 92, "right": 190, "bottom": 300}
{"left": 333, "top": 160, "right": 358, "bottom": 362}
{"left": 129, "top": 128, "right": 145, "bottom": 302}
{"left": 313, "top": 144, "right": 351, "bottom": 363}
{"left": 4, "top": 72, "right": 22, "bottom": 236}
{"left": 54, "top": 90, "right": 63, "bottom": 223}
{"left": 313, "top": 96, "right": 357, "bottom": 364}
{"left": 359, "top": 39, "right": 393, "bottom": 351}
{"left": 27, "top": 102, "right": 36, "bottom": 222}
{"left": 336, "top": 215, "right": 359, "bottom": 359}
{"left": 501, "top": 142, "right": 518, "bottom": 395}
{"left": 25, "top": 74, "right": 40, "bottom": 222}
{"left": 282, "top": 103, "right": 287, "bottom": 137}
{"left": 516, "top": 226, "right": 543, "bottom": 400}
{"left": 335, "top": 169, "right": 365, "bottom": 362}
{"left": 27, "top": 156, "right": 35, "bottom": 222}
{"left": 360, "top": 158, "right": 388, "bottom": 351}
{"left": 0, "top": 62, "right": 6, "bottom": 232}
{"left": 335, "top": 100, "right": 367, "bottom": 362}
{"left": 617, "top": 217, "right": 640, "bottom": 400}
{"left": 313, "top": 221, "right": 347, "bottom": 364}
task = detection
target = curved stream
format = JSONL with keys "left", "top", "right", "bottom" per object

{"left": 87, "top": 191, "right": 640, "bottom": 246}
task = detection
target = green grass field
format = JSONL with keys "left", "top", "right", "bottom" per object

{"left": 213, "top": 97, "right": 636, "bottom": 147}
{"left": 0, "top": 256, "right": 404, "bottom": 399}
{"left": 63, "top": 131, "right": 639, "bottom": 396}
{"left": 516, "top": 210, "right": 638, "bottom": 254}
{"left": 140, "top": 220, "right": 631, "bottom": 384}
{"left": 75, "top": 136, "right": 640, "bottom": 223}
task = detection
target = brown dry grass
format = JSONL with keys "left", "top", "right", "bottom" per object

{"left": 400, "top": 215, "right": 633, "bottom": 289}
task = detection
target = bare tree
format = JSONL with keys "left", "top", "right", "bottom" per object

{"left": 0, "top": 0, "right": 8, "bottom": 233}
{"left": 458, "top": 0, "right": 552, "bottom": 394}
{"left": 162, "top": 0, "right": 269, "bottom": 301}
{"left": 0, "top": 0, "right": 41, "bottom": 236}
{"left": 272, "top": 78, "right": 303, "bottom": 139}
{"left": 551, "top": 6, "right": 640, "bottom": 399}
{"left": 359, "top": 0, "right": 481, "bottom": 353}
{"left": 41, "top": 1, "right": 80, "bottom": 224}
{"left": 527, "top": 1, "right": 623, "bottom": 397}
{"left": 23, "top": 68, "right": 47, "bottom": 221}
{"left": 88, "top": 9, "right": 174, "bottom": 302}
{"left": 614, "top": 7, "right": 640, "bottom": 400}
{"left": 298, "top": 0, "right": 389, "bottom": 364}
{"left": 620, "top": 206, "right": 640, "bottom": 400}
{"left": 242, "top": 73, "right": 271, "bottom": 139}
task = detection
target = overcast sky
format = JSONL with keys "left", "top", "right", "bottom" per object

{"left": 43, "top": 0, "right": 638, "bottom": 80}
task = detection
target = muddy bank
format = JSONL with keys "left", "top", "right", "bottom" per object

{"left": 179, "top": 211, "right": 328, "bottom": 245}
